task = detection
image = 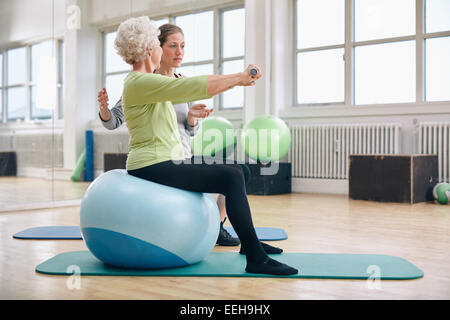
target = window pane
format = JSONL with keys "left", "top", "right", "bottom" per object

{"left": 355, "top": 0, "right": 415, "bottom": 42}
{"left": 297, "top": 0, "right": 345, "bottom": 49}
{"left": 426, "top": 0, "right": 450, "bottom": 33}
{"left": 297, "top": 48, "right": 344, "bottom": 104}
{"left": 30, "top": 86, "right": 52, "bottom": 119}
{"left": 177, "top": 63, "right": 214, "bottom": 76}
{"left": 0, "top": 90, "right": 2, "bottom": 121}
{"left": 175, "top": 11, "right": 213, "bottom": 63}
{"left": 223, "top": 8, "right": 245, "bottom": 58}
{"left": 177, "top": 64, "right": 214, "bottom": 108}
{"left": 0, "top": 53, "right": 2, "bottom": 87}
{"left": 60, "top": 41, "right": 65, "bottom": 83}
{"left": 31, "top": 40, "right": 53, "bottom": 82}
{"left": 426, "top": 37, "right": 450, "bottom": 101}
{"left": 105, "top": 32, "right": 130, "bottom": 73}
{"left": 7, "top": 47, "right": 26, "bottom": 85}
{"left": 59, "top": 41, "right": 65, "bottom": 119}
{"left": 222, "top": 60, "right": 244, "bottom": 108}
{"left": 59, "top": 84, "right": 64, "bottom": 119}
{"left": 355, "top": 41, "right": 415, "bottom": 104}
{"left": 7, "top": 87, "right": 26, "bottom": 121}
{"left": 153, "top": 17, "right": 169, "bottom": 28}
{"left": 105, "top": 73, "right": 128, "bottom": 109}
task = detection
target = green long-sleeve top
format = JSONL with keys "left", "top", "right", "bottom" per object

{"left": 122, "top": 71, "right": 211, "bottom": 170}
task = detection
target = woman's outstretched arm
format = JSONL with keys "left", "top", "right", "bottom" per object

{"left": 207, "top": 65, "right": 261, "bottom": 96}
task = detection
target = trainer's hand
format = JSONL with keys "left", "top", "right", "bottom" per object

{"left": 97, "top": 88, "right": 111, "bottom": 121}
{"left": 187, "top": 104, "right": 213, "bottom": 127}
{"left": 189, "top": 104, "right": 213, "bottom": 118}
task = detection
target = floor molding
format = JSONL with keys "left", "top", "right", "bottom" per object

{"left": 0, "top": 199, "right": 81, "bottom": 213}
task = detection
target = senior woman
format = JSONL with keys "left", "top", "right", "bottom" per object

{"left": 115, "top": 16, "right": 297, "bottom": 275}
{"left": 98, "top": 23, "right": 240, "bottom": 247}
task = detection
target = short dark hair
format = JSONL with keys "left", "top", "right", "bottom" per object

{"left": 158, "top": 24, "right": 184, "bottom": 46}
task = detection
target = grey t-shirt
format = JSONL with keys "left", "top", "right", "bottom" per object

{"left": 100, "top": 97, "right": 199, "bottom": 159}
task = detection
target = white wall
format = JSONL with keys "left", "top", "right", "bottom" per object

{"left": 88, "top": 0, "right": 240, "bottom": 28}
{"left": 0, "top": 0, "right": 66, "bottom": 48}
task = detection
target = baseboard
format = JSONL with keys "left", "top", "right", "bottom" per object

{"left": 292, "top": 178, "right": 348, "bottom": 195}
{"left": 17, "top": 168, "right": 348, "bottom": 195}
{"left": 95, "top": 169, "right": 104, "bottom": 178}
{"left": 17, "top": 167, "right": 48, "bottom": 179}
{"left": 16, "top": 167, "right": 74, "bottom": 181}
{"left": 0, "top": 199, "right": 81, "bottom": 213}
{"left": 46, "top": 168, "right": 73, "bottom": 181}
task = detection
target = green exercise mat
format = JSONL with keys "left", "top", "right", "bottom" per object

{"left": 36, "top": 251, "right": 424, "bottom": 280}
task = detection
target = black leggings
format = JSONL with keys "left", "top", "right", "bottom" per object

{"left": 127, "top": 156, "right": 265, "bottom": 262}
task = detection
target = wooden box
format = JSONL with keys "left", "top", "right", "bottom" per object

{"left": 103, "top": 153, "right": 127, "bottom": 172}
{"left": 103, "top": 153, "right": 292, "bottom": 196}
{"left": 246, "top": 162, "right": 292, "bottom": 195}
{"left": 349, "top": 154, "right": 438, "bottom": 204}
{"left": 0, "top": 152, "right": 17, "bottom": 176}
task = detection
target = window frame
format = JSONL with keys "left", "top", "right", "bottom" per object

{"left": 218, "top": 6, "right": 246, "bottom": 110}
{"left": 101, "top": 2, "right": 246, "bottom": 112}
{"left": 173, "top": 5, "right": 246, "bottom": 110}
{"left": 0, "top": 38, "right": 64, "bottom": 124}
{"left": 102, "top": 30, "right": 131, "bottom": 110}
{"left": 0, "top": 53, "right": 3, "bottom": 122}
{"left": 294, "top": 0, "right": 450, "bottom": 107}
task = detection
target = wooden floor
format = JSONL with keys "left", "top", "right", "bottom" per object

{"left": 1, "top": 183, "right": 449, "bottom": 299}
{"left": 0, "top": 177, "right": 90, "bottom": 210}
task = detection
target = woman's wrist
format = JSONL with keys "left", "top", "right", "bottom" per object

{"left": 238, "top": 71, "right": 248, "bottom": 86}
{"left": 99, "top": 109, "right": 111, "bottom": 122}
{"left": 187, "top": 115, "right": 197, "bottom": 127}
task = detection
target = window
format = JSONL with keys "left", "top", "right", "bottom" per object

{"left": 354, "top": 0, "right": 415, "bottom": 42}
{"left": 0, "top": 53, "right": 3, "bottom": 121}
{"left": 425, "top": 0, "right": 450, "bottom": 101}
{"left": 295, "top": 0, "right": 345, "bottom": 104}
{"left": 30, "top": 40, "right": 54, "bottom": 119}
{"left": 59, "top": 41, "right": 65, "bottom": 119}
{"left": 295, "top": 0, "right": 450, "bottom": 106}
{"left": 425, "top": 36, "right": 450, "bottom": 101}
{"left": 425, "top": 0, "right": 450, "bottom": 33}
{"left": 221, "top": 7, "right": 245, "bottom": 109}
{"left": 175, "top": 11, "right": 215, "bottom": 108}
{"left": 354, "top": 0, "right": 416, "bottom": 105}
{"left": 103, "top": 6, "right": 246, "bottom": 111}
{"left": 104, "top": 31, "right": 131, "bottom": 107}
{"left": 355, "top": 41, "right": 415, "bottom": 104}
{"left": 175, "top": 7, "right": 246, "bottom": 109}
{"left": 6, "top": 47, "right": 26, "bottom": 121}
{"left": 0, "top": 39, "right": 64, "bottom": 124}
{"left": 297, "top": 48, "right": 345, "bottom": 104}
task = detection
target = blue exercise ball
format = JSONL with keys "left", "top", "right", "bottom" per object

{"left": 80, "top": 169, "right": 220, "bottom": 269}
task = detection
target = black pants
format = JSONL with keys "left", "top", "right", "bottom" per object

{"left": 127, "top": 156, "right": 264, "bottom": 260}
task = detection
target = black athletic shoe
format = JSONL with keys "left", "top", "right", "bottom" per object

{"left": 216, "top": 218, "right": 241, "bottom": 246}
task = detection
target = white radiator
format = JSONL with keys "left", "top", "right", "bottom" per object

{"left": 288, "top": 123, "right": 401, "bottom": 179}
{"left": 418, "top": 121, "right": 450, "bottom": 182}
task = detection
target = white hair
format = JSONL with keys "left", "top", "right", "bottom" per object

{"left": 114, "top": 16, "right": 160, "bottom": 65}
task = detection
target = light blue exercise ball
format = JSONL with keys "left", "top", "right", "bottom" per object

{"left": 80, "top": 169, "right": 220, "bottom": 269}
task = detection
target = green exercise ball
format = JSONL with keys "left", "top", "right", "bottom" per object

{"left": 433, "top": 182, "right": 450, "bottom": 205}
{"left": 190, "top": 116, "right": 237, "bottom": 157}
{"left": 241, "top": 114, "right": 291, "bottom": 163}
